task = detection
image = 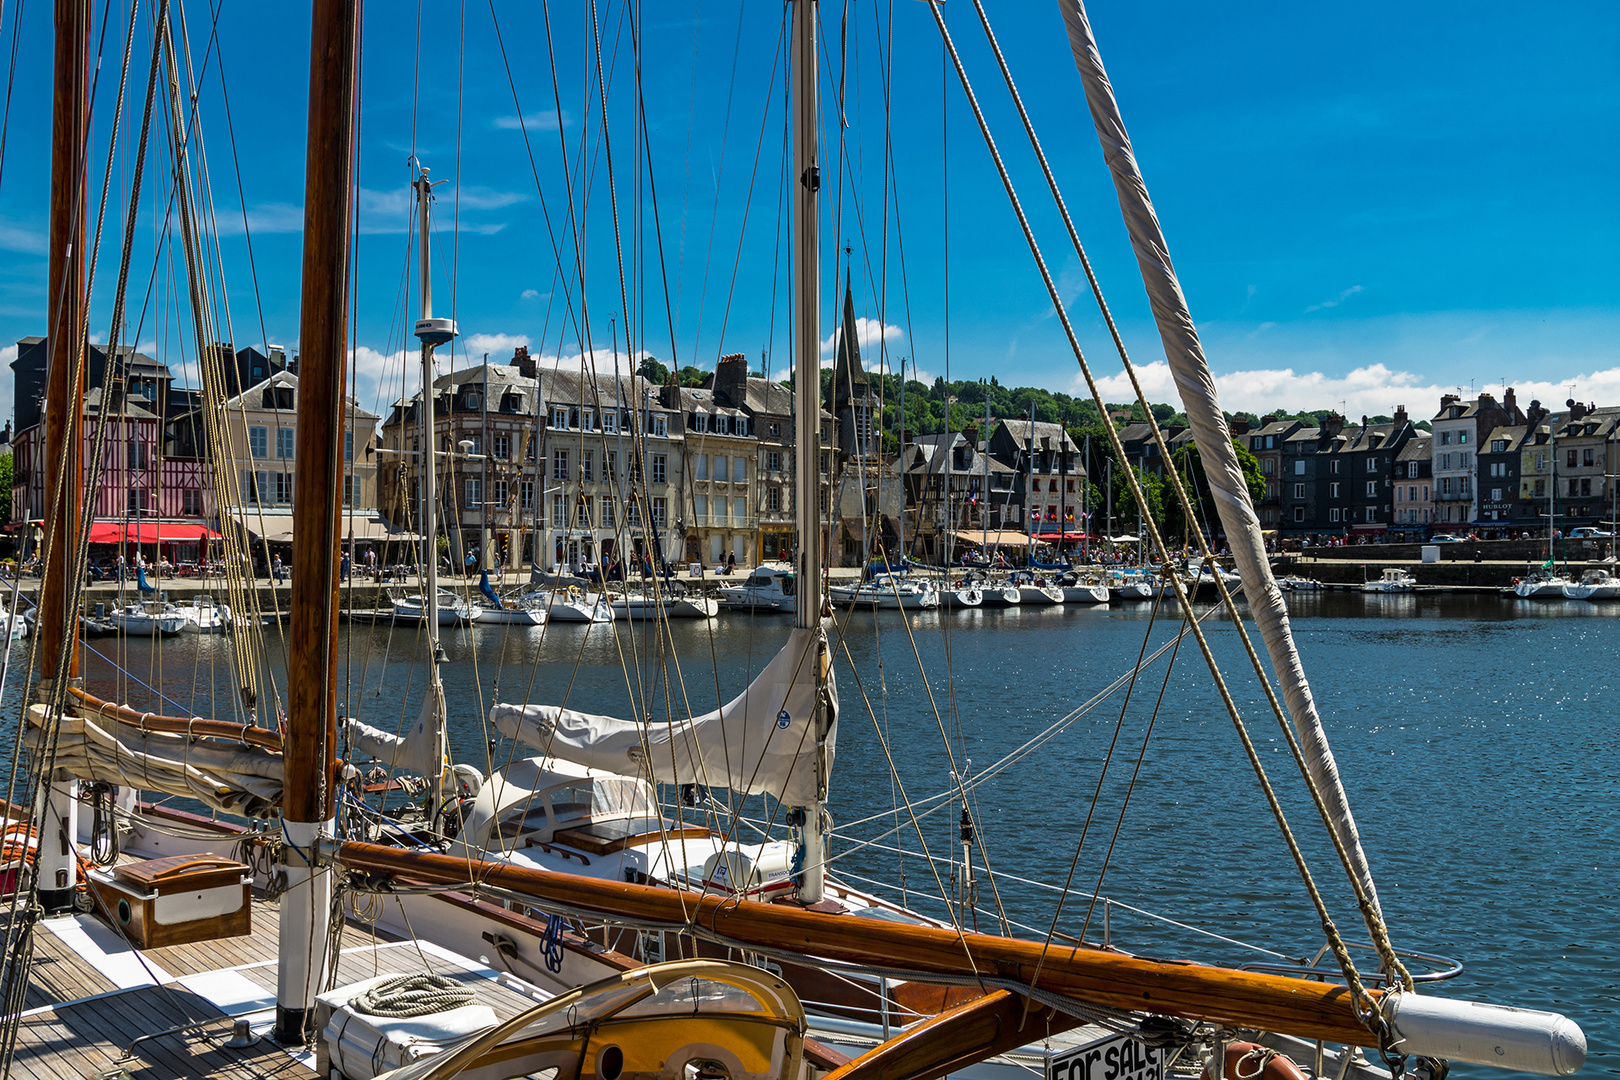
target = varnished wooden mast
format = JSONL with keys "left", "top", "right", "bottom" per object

{"left": 39, "top": 0, "right": 89, "bottom": 688}
{"left": 276, "top": 0, "right": 357, "bottom": 1044}
{"left": 34, "top": 0, "right": 91, "bottom": 920}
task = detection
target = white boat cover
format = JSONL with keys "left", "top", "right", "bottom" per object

{"left": 26, "top": 705, "right": 282, "bottom": 817}
{"left": 1057, "top": 0, "right": 1382, "bottom": 919}
{"left": 345, "top": 679, "right": 446, "bottom": 777}
{"left": 490, "top": 627, "right": 836, "bottom": 807}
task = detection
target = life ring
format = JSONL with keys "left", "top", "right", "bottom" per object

{"left": 1202, "top": 1043, "right": 1308, "bottom": 1080}
{"left": 1511, "top": 577, "right": 1521, "bottom": 586}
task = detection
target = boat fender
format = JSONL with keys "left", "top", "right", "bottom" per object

{"left": 1381, "top": 990, "right": 1586, "bottom": 1076}
{"left": 1202, "top": 1043, "right": 1307, "bottom": 1080}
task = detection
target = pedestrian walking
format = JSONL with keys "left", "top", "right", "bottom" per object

{"left": 273, "top": 554, "right": 284, "bottom": 584}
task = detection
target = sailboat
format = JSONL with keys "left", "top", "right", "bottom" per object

{"left": 4, "top": 2, "right": 1595, "bottom": 1078}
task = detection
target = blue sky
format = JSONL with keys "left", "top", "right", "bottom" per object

{"left": 1, "top": 1, "right": 1616, "bottom": 428}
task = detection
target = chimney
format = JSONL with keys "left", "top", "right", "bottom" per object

{"left": 1260, "top": 414, "right": 1277, "bottom": 426}
{"left": 1360, "top": 414, "right": 1369, "bottom": 431}
{"left": 1229, "top": 417, "right": 1250, "bottom": 435}
{"left": 1567, "top": 399, "right": 1586, "bottom": 421}
{"left": 1322, "top": 413, "right": 1345, "bottom": 439}
{"left": 512, "top": 344, "right": 537, "bottom": 379}
{"left": 659, "top": 370, "right": 681, "bottom": 410}
{"left": 1526, "top": 400, "right": 1547, "bottom": 430}
{"left": 1503, "top": 387, "right": 1517, "bottom": 416}
{"left": 1440, "top": 393, "right": 1459, "bottom": 409}
{"left": 716, "top": 352, "right": 748, "bottom": 409}
{"left": 962, "top": 421, "right": 979, "bottom": 447}
{"left": 1393, "top": 405, "right": 1408, "bottom": 429}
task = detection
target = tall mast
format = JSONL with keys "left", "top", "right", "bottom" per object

{"left": 277, "top": 0, "right": 358, "bottom": 1043}
{"left": 414, "top": 166, "right": 456, "bottom": 817}
{"left": 35, "top": 0, "right": 91, "bottom": 918}
{"left": 790, "top": 0, "right": 827, "bottom": 903}
{"left": 1027, "top": 407, "right": 1035, "bottom": 561}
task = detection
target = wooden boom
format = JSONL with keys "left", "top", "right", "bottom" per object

{"left": 338, "top": 841, "right": 1377, "bottom": 1046}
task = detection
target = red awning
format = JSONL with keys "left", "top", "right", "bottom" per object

{"left": 87, "top": 522, "right": 223, "bottom": 543}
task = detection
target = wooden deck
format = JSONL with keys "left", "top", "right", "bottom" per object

{"left": 5, "top": 888, "right": 551, "bottom": 1079}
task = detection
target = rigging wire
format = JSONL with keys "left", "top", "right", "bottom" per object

{"left": 925, "top": 0, "right": 1398, "bottom": 1023}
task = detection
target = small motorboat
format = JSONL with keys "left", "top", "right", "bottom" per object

{"left": 175, "top": 594, "right": 232, "bottom": 633}
{"left": 107, "top": 601, "right": 189, "bottom": 636}
{"left": 1360, "top": 568, "right": 1417, "bottom": 593}
{"left": 718, "top": 565, "right": 797, "bottom": 614}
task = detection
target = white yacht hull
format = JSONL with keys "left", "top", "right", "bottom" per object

{"left": 531, "top": 593, "right": 614, "bottom": 622}
{"left": 830, "top": 584, "right": 939, "bottom": 610}
{"left": 1015, "top": 585, "right": 1064, "bottom": 605}
{"left": 979, "top": 586, "right": 1021, "bottom": 607}
{"left": 611, "top": 595, "right": 720, "bottom": 619}
{"left": 1060, "top": 584, "right": 1110, "bottom": 604}
{"left": 1513, "top": 580, "right": 1569, "bottom": 599}
{"left": 476, "top": 605, "right": 548, "bottom": 625}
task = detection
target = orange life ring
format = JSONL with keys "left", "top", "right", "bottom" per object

{"left": 1511, "top": 577, "right": 1521, "bottom": 586}
{"left": 1202, "top": 1043, "right": 1308, "bottom": 1080}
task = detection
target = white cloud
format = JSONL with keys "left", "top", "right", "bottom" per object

{"left": 493, "top": 109, "right": 566, "bottom": 132}
{"left": 0, "top": 219, "right": 47, "bottom": 255}
{"left": 520, "top": 288, "right": 540, "bottom": 301}
{"left": 1060, "top": 308, "right": 1620, "bottom": 419}
{"left": 1082, "top": 359, "right": 1620, "bottom": 421}
{"left": 455, "top": 186, "right": 528, "bottom": 211}
{"left": 463, "top": 333, "right": 530, "bottom": 359}
{"left": 820, "top": 318, "right": 903, "bottom": 369}
{"left": 1304, "top": 285, "right": 1364, "bottom": 314}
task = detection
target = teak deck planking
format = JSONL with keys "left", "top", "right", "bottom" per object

{"left": 5, "top": 885, "right": 547, "bottom": 1078}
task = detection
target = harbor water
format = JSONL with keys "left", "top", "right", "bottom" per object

{"left": 11, "top": 590, "right": 1616, "bottom": 1077}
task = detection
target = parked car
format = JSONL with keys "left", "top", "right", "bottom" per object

{"left": 1428, "top": 534, "right": 1466, "bottom": 543}
{"left": 1568, "top": 527, "right": 1614, "bottom": 539}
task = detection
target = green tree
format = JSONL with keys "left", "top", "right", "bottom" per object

{"left": 637, "top": 356, "right": 669, "bottom": 385}
{"left": 1165, "top": 438, "right": 1265, "bottom": 542}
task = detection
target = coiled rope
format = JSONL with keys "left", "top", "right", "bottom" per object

{"left": 349, "top": 974, "right": 474, "bottom": 1019}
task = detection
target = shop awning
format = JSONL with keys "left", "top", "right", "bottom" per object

{"left": 87, "top": 521, "right": 222, "bottom": 543}
{"left": 951, "top": 529, "right": 1029, "bottom": 547}
{"left": 1350, "top": 524, "right": 1388, "bottom": 533}
{"left": 341, "top": 513, "right": 419, "bottom": 543}
{"left": 229, "top": 509, "right": 417, "bottom": 544}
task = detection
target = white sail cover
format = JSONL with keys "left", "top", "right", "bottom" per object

{"left": 490, "top": 627, "right": 836, "bottom": 807}
{"left": 345, "top": 680, "right": 446, "bottom": 777}
{"left": 26, "top": 705, "right": 283, "bottom": 817}
{"left": 1057, "top": 0, "right": 1383, "bottom": 919}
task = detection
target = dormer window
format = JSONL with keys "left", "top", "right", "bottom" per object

{"left": 464, "top": 391, "right": 481, "bottom": 410}
{"left": 552, "top": 406, "right": 568, "bottom": 429}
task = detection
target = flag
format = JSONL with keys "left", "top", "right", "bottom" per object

{"left": 1542, "top": 557, "right": 1554, "bottom": 570}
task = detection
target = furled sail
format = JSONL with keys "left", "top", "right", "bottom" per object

{"left": 1055, "top": 0, "right": 1384, "bottom": 918}
{"left": 345, "top": 680, "right": 447, "bottom": 778}
{"left": 490, "top": 627, "right": 835, "bottom": 807}
{"left": 26, "top": 705, "right": 282, "bottom": 817}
